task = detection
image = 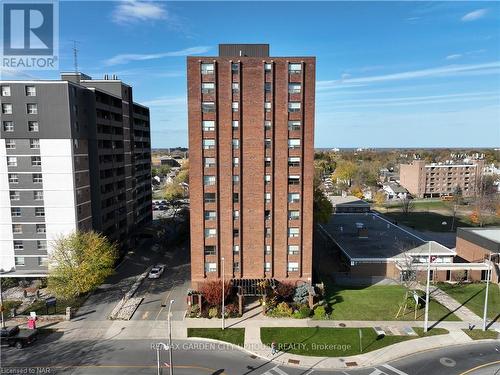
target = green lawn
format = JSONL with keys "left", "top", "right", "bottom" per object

{"left": 413, "top": 327, "right": 449, "bottom": 337}
{"left": 261, "top": 327, "right": 448, "bottom": 357}
{"left": 187, "top": 328, "right": 245, "bottom": 346}
{"left": 438, "top": 283, "right": 500, "bottom": 320}
{"left": 462, "top": 329, "right": 499, "bottom": 340}
{"left": 326, "top": 284, "right": 460, "bottom": 321}
{"left": 382, "top": 211, "right": 471, "bottom": 232}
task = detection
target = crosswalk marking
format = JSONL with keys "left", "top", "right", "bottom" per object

{"left": 262, "top": 366, "right": 289, "bottom": 375}
{"left": 381, "top": 364, "right": 409, "bottom": 375}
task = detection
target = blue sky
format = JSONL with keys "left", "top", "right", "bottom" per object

{"left": 3, "top": 1, "right": 500, "bottom": 148}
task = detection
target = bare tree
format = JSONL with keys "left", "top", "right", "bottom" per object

{"left": 399, "top": 197, "right": 415, "bottom": 215}
{"left": 394, "top": 242, "right": 421, "bottom": 319}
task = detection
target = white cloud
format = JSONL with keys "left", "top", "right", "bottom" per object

{"left": 141, "top": 95, "right": 186, "bottom": 107}
{"left": 317, "top": 61, "right": 500, "bottom": 89}
{"left": 0, "top": 68, "right": 38, "bottom": 79}
{"left": 104, "top": 46, "right": 212, "bottom": 66}
{"left": 112, "top": 1, "right": 167, "bottom": 24}
{"left": 461, "top": 9, "right": 488, "bottom": 22}
{"left": 446, "top": 54, "right": 462, "bottom": 60}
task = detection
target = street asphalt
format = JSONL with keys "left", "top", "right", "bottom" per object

{"left": 1, "top": 337, "right": 499, "bottom": 375}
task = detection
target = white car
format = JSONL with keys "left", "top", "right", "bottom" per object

{"left": 148, "top": 264, "right": 165, "bottom": 279}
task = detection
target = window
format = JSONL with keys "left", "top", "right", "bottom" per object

{"left": 233, "top": 175, "right": 240, "bottom": 184}
{"left": 7, "top": 156, "right": 17, "bottom": 167}
{"left": 233, "top": 210, "right": 240, "bottom": 219}
{"left": 203, "top": 139, "right": 215, "bottom": 149}
{"left": 37, "top": 241, "right": 47, "bottom": 250}
{"left": 288, "top": 121, "right": 301, "bottom": 131}
{"left": 14, "top": 240, "right": 23, "bottom": 250}
{"left": 265, "top": 210, "right": 271, "bottom": 220}
{"left": 288, "top": 227, "right": 300, "bottom": 237}
{"left": 265, "top": 245, "right": 271, "bottom": 255}
{"left": 232, "top": 83, "right": 239, "bottom": 93}
{"left": 38, "top": 257, "right": 48, "bottom": 266}
{"left": 232, "top": 120, "right": 239, "bottom": 129}
{"left": 288, "top": 210, "right": 300, "bottom": 220}
{"left": 204, "top": 211, "right": 216, "bottom": 220}
{"left": 264, "top": 63, "right": 272, "bottom": 71}
{"left": 288, "top": 175, "right": 300, "bottom": 185}
{"left": 12, "top": 224, "right": 22, "bottom": 234}
{"left": 287, "top": 262, "right": 299, "bottom": 272}
{"left": 202, "top": 120, "right": 215, "bottom": 131}
{"left": 233, "top": 245, "right": 240, "bottom": 254}
{"left": 204, "top": 193, "right": 216, "bottom": 203}
{"left": 232, "top": 102, "right": 239, "bottom": 112}
{"left": 264, "top": 262, "right": 271, "bottom": 272}
{"left": 231, "top": 63, "right": 239, "bottom": 72}
{"left": 265, "top": 157, "right": 271, "bottom": 167}
{"left": 28, "top": 121, "right": 39, "bottom": 132}
{"left": 11, "top": 207, "right": 21, "bottom": 217}
{"left": 36, "top": 224, "right": 46, "bottom": 234}
{"left": 201, "top": 82, "right": 215, "bottom": 94}
{"left": 265, "top": 139, "right": 272, "bottom": 149}
{"left": 1, "top": 86, "right": 11, "bottom": 96}
{"left": 204, "top": 157, "right": 216, "bottom": 168}
{"left": 30, "top": 138, "right": 40, "bottom": 149}
{"left": 233, "top": 192, "right": 239, "bottom": 203}
{"left": 202, "top": 102, "right": 215, "bottom": 113}
{"left": 35, "top": 207, "right": 45, "bottom": 217}
{"left": 288, "top": 245, "right": 300, "bottom": 255}
{"left": 3, "top": 121, "right": 14, "bottom": 132}
{"left": 232, "top": 139, "right": 239, "bottom": 149}
{"left": 265, "top": 174, "right": 271, "bottom": 185}
{"left": 288, "top": 102, "right": 301, "bottom": 112}
{"left": 205, "top": 262, "right": 217, "bottom": 273}
{"left": 204, "top": 175, "right": 216, "bottom": 186}
{"left": 27, "top": 103, "right": 38, "bottom": 114}
{"left": 264, "top": 102, "right": 271, "bottom": 112}
{"left": 264, "top": 121, "right": 272, "bottom": 130}
{"left": 8, "top": 174, "right": 18, "bottom": 183}
{"left": 5, "top": 139, "right": 15, "bottom": 149}
{"left": 288, "top": 83, "right": 301, "bottom": 94}
{"left": 15, "top": 257, "right": 25, "bottom": 266}
{"left": 233, "top": 262, "right": 240, "bottom": 273}
{"left": 288, "top": 139, "right": 301, "bottom": 149}
{"left": 33, "top": 173, "right": 43, "bottom": 183}
{"left": 233, "top": 228, "right": 239, "bottom": 237}
{"left": 31, "top": 156, "right": 41, "bottom": 166}
{"left": 233, "top": 157, "right": 239, "bottom": 167}
{"left": 201, "top": 63, "right": 214, "bottom": 75}
{"left": 289, "top": 63, "right": 302, "bottom": 74}
{"left": 265, "top": 192, "right": 271, "bottom": 203}
{"left": 204, "top": 246, "right": 216, "bottom": 256}
{"left": 204, "top": 228, "right": 216, "bottom": 238}
{"left": 265, "top": 82, "right": 272, "bottom": 93}
{"left": 2, "top": 103, "right": 12, "bottom": 114}
{"left": 288, "top": 157, "right": 300, "bottom": 167}
{"left": 10, "top": 191, "right": 20, "bottom": 200}
{"left": 265, "top": 227, "right": 271, "bottom": 238}
{"left": 26, "top": 86, "right": 36, "bottom": 96}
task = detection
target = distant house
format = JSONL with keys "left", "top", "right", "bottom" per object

{"left": 160, "top": 157, "right": 181, "bottom": 168}
{"left": 382, "top": 183, "right": 409, "bottom": 200}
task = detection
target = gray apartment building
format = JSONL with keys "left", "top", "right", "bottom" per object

{"left": 0, "top": 73, "right": 151, "bottom": 276}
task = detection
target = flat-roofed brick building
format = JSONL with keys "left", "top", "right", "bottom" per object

{"left": 187, "top": 44, "right": 315, "bottom": 289}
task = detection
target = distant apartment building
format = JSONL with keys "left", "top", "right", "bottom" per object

{"left": 0, "top": 73, "right": 151, "bottom": 276}
{"left": 187, "top": 44, "right": 315, "bottom": 289}
{"left": 400, "top": 159, "right": 485, "bottom": 198}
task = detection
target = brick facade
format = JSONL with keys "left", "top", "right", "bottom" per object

{"left": 188, "top": 45, "right": 315, "bottom": 289}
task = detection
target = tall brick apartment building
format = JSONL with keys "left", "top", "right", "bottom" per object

{"left": 400, "top": 159, "right": 485, "bottom": 198}
{"left": 187, "top": 44, "right": 315, "bottom": 289}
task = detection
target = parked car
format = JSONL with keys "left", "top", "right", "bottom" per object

{"left": 158, "top": 205, "right": 167, "bottom": 211}
{"left": 0, "top": 326, "right": 37, "bottom": 349}
{"left": 152, "top": 205, "right": 159, "bottom": 211}
{"left": 148, "top": 264, "right": 165, "bottom": 279}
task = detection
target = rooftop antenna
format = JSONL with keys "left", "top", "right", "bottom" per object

{"left": 71, "top": 40, "right": 80, "bottom": 73}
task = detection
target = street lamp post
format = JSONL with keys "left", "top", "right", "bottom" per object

{"left": 221, "top": 257, "right": 225, "bottom": 330}
{"left": 483, "top": 252, "right": 498, "bottom": 331}
{"left": 424, "top": 241, "right": 431, "bottom": 333}
{"left": 156, "top": 342, "right": 168, "bottom": 375}
{"left": 167, "top": 299, "right": 175, "bottom": 375}
{"left": 0, "top": 280, "right": 5, "bottom": 328}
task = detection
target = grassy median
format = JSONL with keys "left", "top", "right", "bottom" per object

{"left": 187, "top": 328, "right": 245, "bottom": 346}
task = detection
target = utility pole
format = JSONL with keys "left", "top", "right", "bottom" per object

{"left": 424, "top": 241, "right": 431, "bottom": 333}
{"left": 0, "top": 280, "right": 5, "bottom": 328}
{"left": 221, "top": 257, "right": 225, "bottom": 330}
{"left": 483, "top": 253, "right": 498, "bottom": 331}
{"left": 167, "top": 299, "right": 174, "bottom": 375}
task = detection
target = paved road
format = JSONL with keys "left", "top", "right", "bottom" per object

{"left": 2, "top": 335, "right": 499, "bottom": 375}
